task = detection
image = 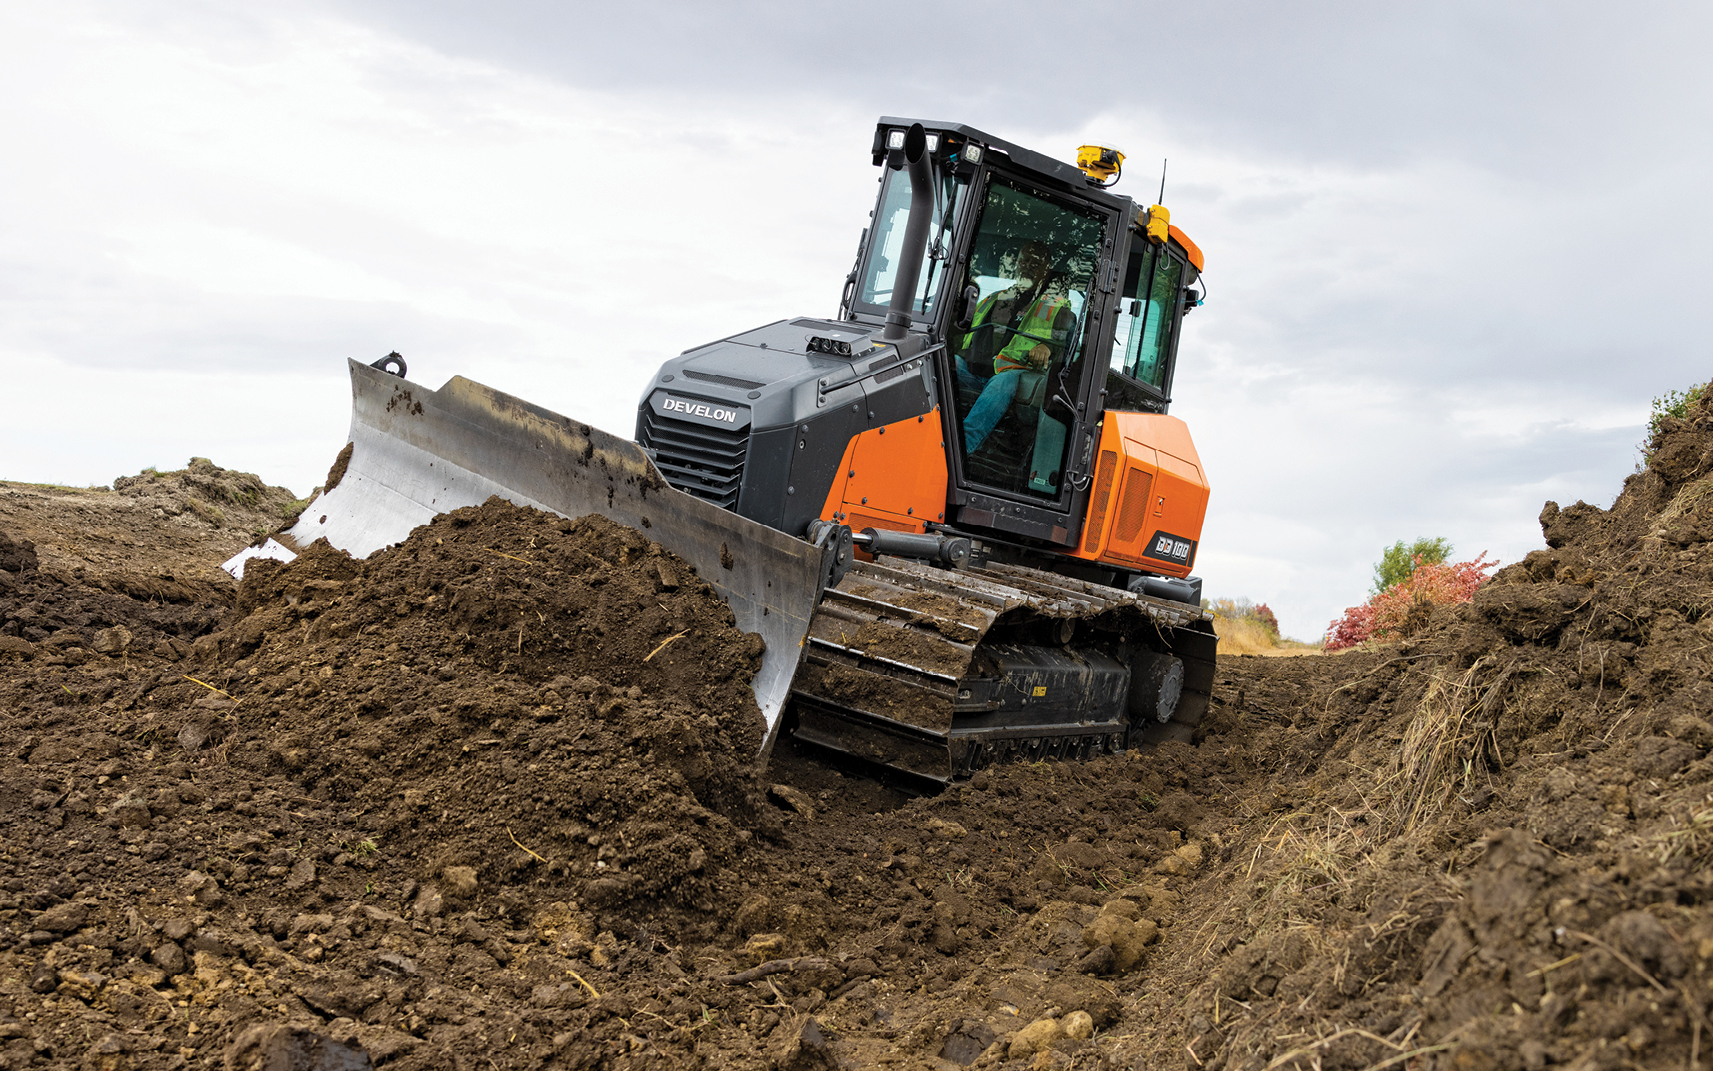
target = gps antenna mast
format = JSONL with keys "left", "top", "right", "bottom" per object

{"left": 1158, "top": 159, "right": 1168, "bottom": 203}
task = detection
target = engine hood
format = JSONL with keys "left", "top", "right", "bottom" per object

{"left": 634, "top": 316, "right": 940, "bottom": 536}
{"left": 642, "top": 317, "right": 922, "bottom": 434}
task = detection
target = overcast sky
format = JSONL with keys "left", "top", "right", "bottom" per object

{"left": 2, "top": 1, "right": 1708, "bottom": 639}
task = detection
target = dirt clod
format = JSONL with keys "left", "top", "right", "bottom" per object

{"left": 1061, "top": 1010, "right": 1094, "bottom": 1039}
{"left": 225, "top": 1022, "right": 373, "bottom": 1071}
{"left": 1009, "top": 1016, "right": 1064, "bottom": 1057}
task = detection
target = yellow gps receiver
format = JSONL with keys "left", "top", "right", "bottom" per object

{"left": 1076, "top": 144, "right": 1124, "bottom": 186}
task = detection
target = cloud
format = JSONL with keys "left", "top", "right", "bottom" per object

{"left": 314, "top": 0, "right": 1713, "bottom": 172}
{"left": 0, "top": 6, "right": 878, "bottom": 432}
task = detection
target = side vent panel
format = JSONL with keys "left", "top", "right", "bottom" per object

{"left": 1114, "top": 469, "right": 1155, "bottom": 544}
{"left": 1083, "top": 450, "right": 1119, "bottom": 553}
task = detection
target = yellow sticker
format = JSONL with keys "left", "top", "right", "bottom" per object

{"left": 1032, "top": 686, "right": 1047, "bottom": 697}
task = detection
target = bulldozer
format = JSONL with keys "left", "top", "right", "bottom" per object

{"left": 226, "top": 118, "right": 1216, "bottom": 783}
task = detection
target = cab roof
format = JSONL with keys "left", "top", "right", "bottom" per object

{"left": 873, "top": 116, "right": 1204, "bottom": 272}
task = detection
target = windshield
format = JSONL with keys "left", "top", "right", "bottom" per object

{"left": 857, "top": 164, "right": 964, "bottom": 317}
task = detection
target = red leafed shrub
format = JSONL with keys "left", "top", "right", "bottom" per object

{"left": 1325, "top": 553, "right": 1498, "bottom": 651}
{"left": 1254, "top": 603, "right": 1280, "bottom": 636}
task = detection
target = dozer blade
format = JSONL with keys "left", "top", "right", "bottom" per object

{"left": 789, "top": 556, "right": 1217, "bottom": 782}
{"left": 230, "top": 359, "right": 829, "bottom": 757}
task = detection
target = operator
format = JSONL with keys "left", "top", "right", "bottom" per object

{"left": 958, "top": 241, "right": 1076, "bottom": 455}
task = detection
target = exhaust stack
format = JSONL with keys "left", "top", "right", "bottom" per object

{"left": 882, "top": 123, "right": 933, "bottom": 343}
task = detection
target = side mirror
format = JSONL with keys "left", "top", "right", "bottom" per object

{"left": 954, "top": 284, "right": 980, "bottom": 332}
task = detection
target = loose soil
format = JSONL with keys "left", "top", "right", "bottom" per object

{"left": 6, "top": 401, "right": 1713, "bottom": 1071}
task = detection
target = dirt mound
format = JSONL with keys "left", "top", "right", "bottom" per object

{"left": 218, "top": 499, "right": 772, "bottom": 920}
{"left": 0, "top": 492, "right": 792, "bottom": 1068}
{"left": 112, "top": 456, "right": 307, "bottom": 534}
{"left": 0, "top": 516, "right": 230, "bottom": 666}
{"left": 2, "top": 457, "right": 305, "bottom": 581}
{"left": 1111, "top": 391, "right": 1713, "bottom": 1069}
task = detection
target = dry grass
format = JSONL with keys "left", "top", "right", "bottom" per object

{"left": 184, "top": 496, "right": 227, "bottom": 526}
{"left": 1378, "top": 658, "right": 1509, "bottom": 833}
{"left": 0, "top": 479, "right": 114, "bottom": 494}
{"left": 1649, "top": 793, "right": 1713, "bottom": 865}
{"left": 1214, "top": 616, "right": 1321, "bottom": 657}
{"left": 1226, "top": 806, "right": 1373, "bottom": 938}
{"left": 1647, "top": 471, "right": 1713, "bottom": 544}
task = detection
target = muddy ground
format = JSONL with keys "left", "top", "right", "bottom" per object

{"left": 6, "top": 401, "right": 1713, "bottom": 1070}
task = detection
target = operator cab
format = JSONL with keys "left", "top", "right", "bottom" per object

{"left": 842, "top": 118, "right": 1203, "bottom": 549}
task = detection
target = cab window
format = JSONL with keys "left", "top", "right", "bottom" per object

{"left": 857, "top": 165, "right": 965, "bottom": 317}
{"left": 1110, "top": 241, "right": 1184, "bottom": 391}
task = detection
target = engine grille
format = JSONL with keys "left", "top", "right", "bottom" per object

{"left": 639, "top": 410, "right": 749, "bottom": 509}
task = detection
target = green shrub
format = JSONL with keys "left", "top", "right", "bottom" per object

{"left": 1644, "top": 381, "right": 1708, "bottom": 461}
{"left": 1373, "top": 537, "right": 1452, "bottom": 595}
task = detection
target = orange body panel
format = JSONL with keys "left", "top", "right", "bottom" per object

{"left": 819, "top": 408, "right": 1205, "bottom": 577}
{"left": 1167, "top": 225, "right": 1204, "bottom": 271}
{"left": 819, "top": 409, "right": 949, "bottom": 538}
{"left": 1069, "top": 412, "right": 1209, "bottom": 577}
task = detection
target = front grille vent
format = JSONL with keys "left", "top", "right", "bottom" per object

{"left": 638, "top": 410, "right": 750, "bottom": 509}
{"left": 684, "top": 369, "right": 765, "bottom": 390}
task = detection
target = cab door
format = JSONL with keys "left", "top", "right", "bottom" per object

{"left": 940, "top": 171, "right": 1119, "bottom": 545}
{"left": 1104, "top": 222, "right": 1194, "bottom": 414}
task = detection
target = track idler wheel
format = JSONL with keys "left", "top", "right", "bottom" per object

{"left": 1130, "top": 651, "right": 1185, "bottom": 723}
